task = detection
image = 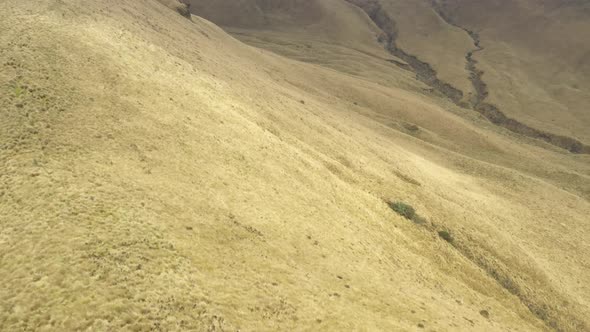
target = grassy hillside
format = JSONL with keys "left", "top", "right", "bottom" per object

{"left": 1, "top": 0, "right": 589, "bottom": 331}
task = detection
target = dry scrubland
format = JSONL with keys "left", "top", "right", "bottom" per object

{"left": 1, "top": 0, "right": 589, "bottom": 331}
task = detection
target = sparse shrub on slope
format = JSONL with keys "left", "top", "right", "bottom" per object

{"left": 386, "top": 200, "right": 429, "bottom": 226}
{"left": 387, "top": 200, "right": 454, "bottom": 243}
{"left": 387, "top": 201, "right": 416, "bottom": 220}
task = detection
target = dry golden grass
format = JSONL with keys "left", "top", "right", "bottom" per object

{"left": 1, "top": 0, "right": 589, "bottom": 331}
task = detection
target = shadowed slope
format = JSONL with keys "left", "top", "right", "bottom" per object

{"left": 431, "top": 0, "right": 590, "bottom": 143}
{"left": 344, "top": 0, "right": 590, "bottom": 154}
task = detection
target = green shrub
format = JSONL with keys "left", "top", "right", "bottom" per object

{"left": 388, "top": 201, "right": 416, "bottom": 220}
{"left": 438, "top": 230, "right": 453, "bottom": 243}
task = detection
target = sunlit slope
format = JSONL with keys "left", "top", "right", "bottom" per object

{"left": 1, "top": 0, "right": 589, "bottom": 331}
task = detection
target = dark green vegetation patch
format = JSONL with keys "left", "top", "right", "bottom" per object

{"left": 388, "top": 201, "right": 416, "bottom": 220}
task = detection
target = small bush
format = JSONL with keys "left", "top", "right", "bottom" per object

{"left": 438, "top": 230, "right": 453, "bottom": 243}
{"left": 388, "top": 201, "right": 416, "bottom": 220}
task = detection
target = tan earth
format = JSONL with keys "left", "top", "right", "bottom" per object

{"left": 1, "top": 0, "right": 589, "bottom": 331}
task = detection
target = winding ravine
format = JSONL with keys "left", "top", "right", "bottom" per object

{"left": 346, "top": 0, "right": 589, "bottom": 154}
{"left": 430, "top": 1, "right": 590, "bottom": 154}
{"left": 345, "top": 0, "right": 465, "bottom": 104}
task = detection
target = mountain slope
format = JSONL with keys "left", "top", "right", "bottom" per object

{"left": 1, "top": 0, "right": 589, "bottom": 331}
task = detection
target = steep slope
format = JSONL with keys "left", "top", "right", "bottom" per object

{"left": 1, "top": 0, "right": 590, "bottom": 331}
